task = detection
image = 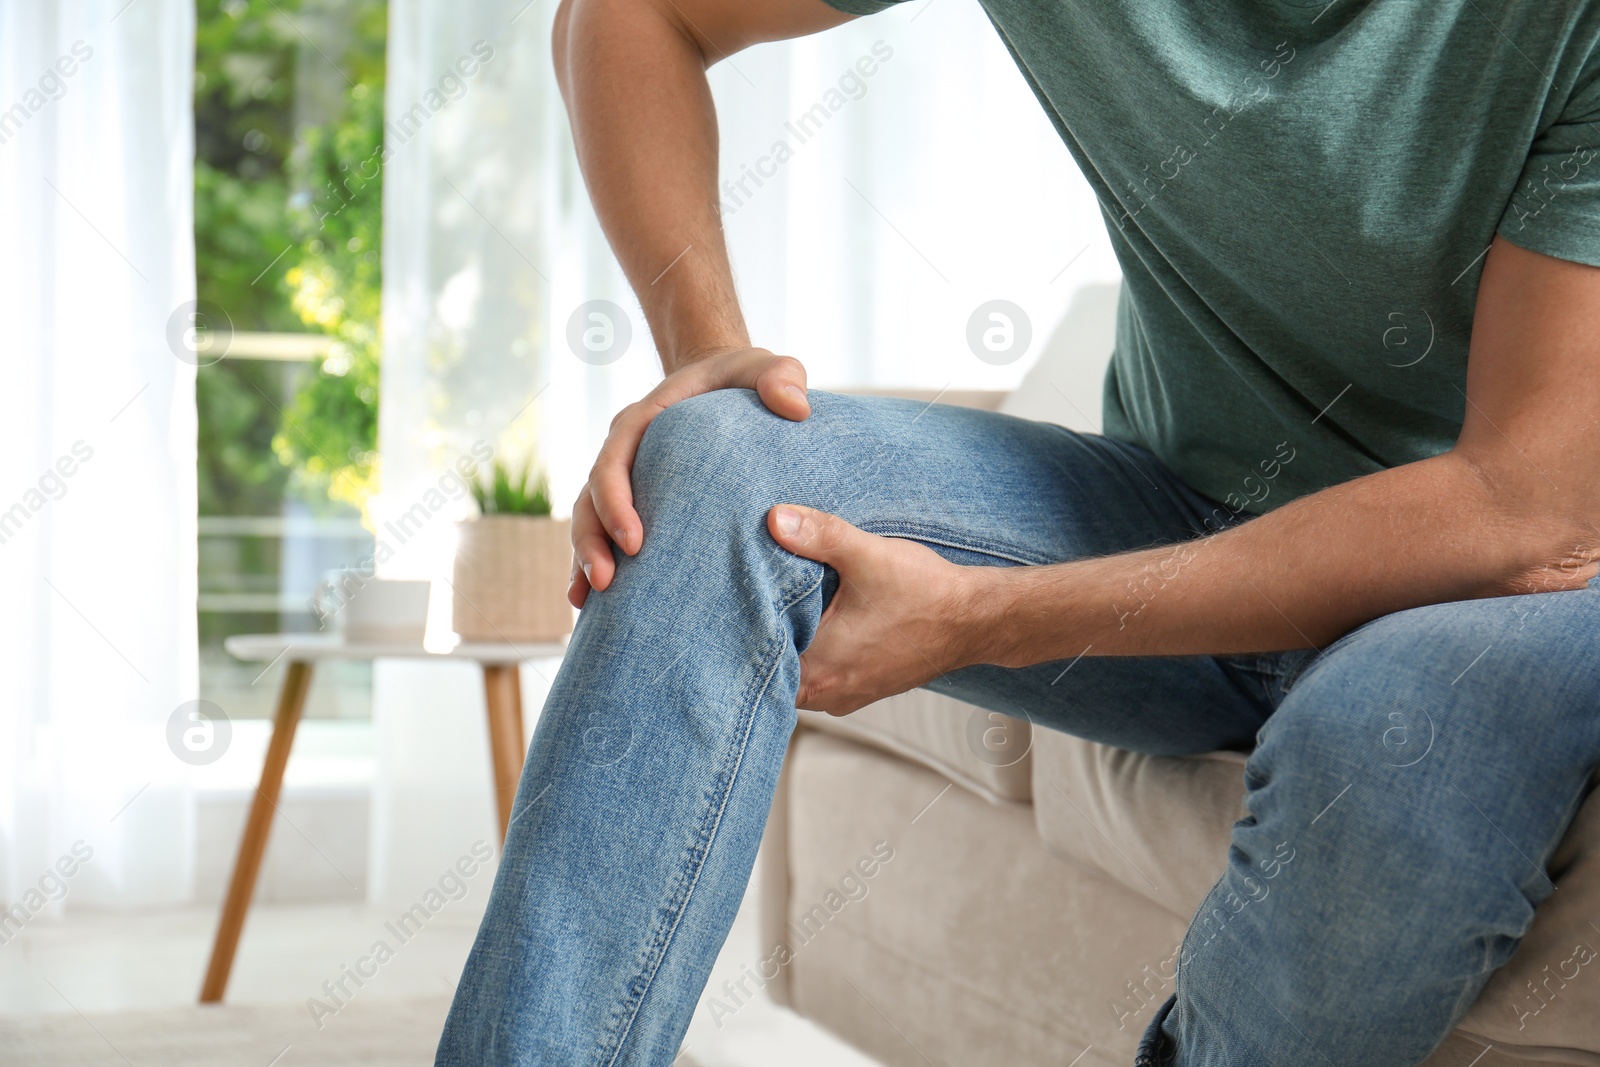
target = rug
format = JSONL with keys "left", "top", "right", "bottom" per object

{"left": 0, "top": 994, "right": 452, "bottom": 1066}
{"left": 0, "top": 996, "right": 708, "bottom": 1066}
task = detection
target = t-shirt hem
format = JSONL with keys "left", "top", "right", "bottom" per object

{"left": 1495, "top": 220, "right": 1600, "bottom": 270}
{"left": 816, "top": 0, "right": 905, "bottom": 14}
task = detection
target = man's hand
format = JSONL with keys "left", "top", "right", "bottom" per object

{"left": 568, "top": 348, "right": 810, "bottom": 607}
{"left": 766, "top": 504, "right": 986, "bottom": 715}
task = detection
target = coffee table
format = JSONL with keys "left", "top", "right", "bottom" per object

{"left": 199, "top": 631, "right": 564, "bottom": 1003}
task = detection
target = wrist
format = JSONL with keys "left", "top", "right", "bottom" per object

{"left": 653, "top": 289, "right": 750, "bottom": 373}
{"left": 950, "top": 564, "right": 1026, "bottom": 670}
{"left": 666, "top": 338, "right": 756, "bottom": 372}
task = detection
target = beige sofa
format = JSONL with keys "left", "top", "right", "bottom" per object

{"left": 757, "top": 692, "right": 1600, "bottom": 1067}
{"left": 752, "top": 368, "right": 1600, "bottom": 1066}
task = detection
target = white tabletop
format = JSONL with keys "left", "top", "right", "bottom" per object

{"left": 224, "top": 632, "right": 567, "bottom": 665}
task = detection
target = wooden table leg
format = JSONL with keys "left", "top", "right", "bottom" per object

{"left": 199, "top": 659, "right": 314, "bottom": 1004}
{"left": 481, "top": 663, "right": 526, "bottom": 845}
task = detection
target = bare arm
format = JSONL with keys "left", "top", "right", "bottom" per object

{"left": 977, "top": 237, "right": 1600, "bottom": 663}
{"left": 554, "top": 0, "right": 851, "bottom": 367}
{"left": 770, "top": 238, "right": 1600, "bottom": 711}
{"left": 554, "top": 0, "right": 854, "bottom": 605}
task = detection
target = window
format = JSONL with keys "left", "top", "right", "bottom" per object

{"left": 194, "top": 0, "right": 386, "bottom": 719}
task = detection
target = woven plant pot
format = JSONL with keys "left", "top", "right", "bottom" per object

{"left": 452, "top": 515, "right": 574, "bottom": 643}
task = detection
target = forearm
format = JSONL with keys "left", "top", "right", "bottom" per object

{"left": 553, "top": 0, "right": 747, "bottom": 369}
{"left": 555, "top": 0, "right": 850, "bottom": 598}
{"left": 975, "top": 450, "right": 1599, "bottom": 666}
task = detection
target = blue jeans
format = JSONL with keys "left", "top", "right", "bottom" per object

{"left": 435, "top": 390, "right": 1600, "bottom": 1067}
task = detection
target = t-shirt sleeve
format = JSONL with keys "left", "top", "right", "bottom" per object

{"left": 816, "top": 0, "right": 909, "bottom": 14}
{"left": 1497, "top": 62, "right": 1600, "bottom": 267}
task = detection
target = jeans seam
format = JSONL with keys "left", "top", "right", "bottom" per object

{"left": 773, "top": 567, "right": 825, "bottom": 616}
{"left": 857, "top": 520, "right": 1055, "bottom": 566}
{"left": 596, "top": 629, "right": 791, "bottom": 1067}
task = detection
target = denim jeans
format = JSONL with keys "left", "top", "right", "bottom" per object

{"left": 435, "top": 390, "right": 1600, "bottom": 1067}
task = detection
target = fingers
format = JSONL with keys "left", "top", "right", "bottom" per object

{"left": 569, "top": 489, "right": 614, "bottom": 606}
{"left": 567, "top": 560, "right": 592, "bottom": 609}
{"left": 795, "top": 656, "right": 865, "bottom": 716}
{"left": 796, "top": 671, "right": 819, "bottom": 713}
{"left": 587, "top": 402, "right": 656, "bottom": 557}
{"left": 752, "top": 355, "right": 810, "bottom": 422}
{"left": 767, "top": 504, "right": 866, "bottom": 565}
{"left": 795, "top": 657, "right": 823, "bottom": 712}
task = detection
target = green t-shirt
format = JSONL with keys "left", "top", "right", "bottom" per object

{"left": 818, "top": 0, "right": 1600, "bottom": 513}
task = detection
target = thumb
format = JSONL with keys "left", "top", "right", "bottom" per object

{"left": 768, "top": 505, "right": 866, "bottom": 565}
{"left": 752, "top": 355, "right": 810, "bottom": 423}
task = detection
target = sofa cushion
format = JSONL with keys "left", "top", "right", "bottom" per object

{"left": 798, "top": 689, "right": 1032, "bottom": 805}
{"left": 1030, "top": 726, "right": 1247, "bottom": 921}
{"left": 1030, "top": 727, "right": 1600, "bottom": 1058}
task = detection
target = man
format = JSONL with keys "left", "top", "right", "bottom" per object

{"left": 436, "top": 0, "right": 1600, "bottom": 1063}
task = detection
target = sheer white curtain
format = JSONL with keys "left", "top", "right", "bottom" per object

{"left": 0, "top": 0, "right": 198, "bottom": 910}
{"left": 371, "top": 0, "right": 1120, "bottom": 892}
{"left": 370, "top": 0, "right": 595, "bottom": 902}
{"left": 717, "top": 6, "right": 1121, "bottom": 391}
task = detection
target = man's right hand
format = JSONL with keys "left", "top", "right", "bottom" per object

{"left": 568, "top": 347, "right": 811, "bottom": 607}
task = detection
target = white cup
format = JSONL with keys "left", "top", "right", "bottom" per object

{"left": 342, "top": 578, "right": 433, "bottom": 644}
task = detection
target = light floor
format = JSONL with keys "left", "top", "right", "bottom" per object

{"left": 0, "top": 876, "right": 880, "bottom": 1066}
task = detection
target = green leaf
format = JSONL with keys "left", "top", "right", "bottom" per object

{"left": 471, "top": 454, "right": 553, "bottom": 516}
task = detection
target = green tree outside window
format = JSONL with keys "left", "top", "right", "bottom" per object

{"left": 196, "top": 0, "right": 386, "bottom": 517}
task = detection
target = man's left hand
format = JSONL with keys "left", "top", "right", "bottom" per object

{"left": 767, "top": 504, "right": 987, "bottom": 715}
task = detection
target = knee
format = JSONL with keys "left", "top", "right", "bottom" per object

{"left": 623, "top": 390, "right": 835, "bottom": 590}
{"left": 614, "top": 389, "right": 832, "bottom": 616}
{"left": 1271, "top": 599, "right": 1597, "bottom": 777}
{"left": 1246, "top": 605, "right": 1587, "bottom": 908}
{"left": 1238, "top": 692, "right": 1536, "bottom": 961}
{"left": 632, "top": 389, "right": 795, "bottom": 518}
{"left": 1258, "top": 625, "right": 1436, "bottom": 787}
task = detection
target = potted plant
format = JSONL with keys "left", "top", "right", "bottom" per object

{"left": 452, "top": 457, "right": 574, "bottom": 643}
